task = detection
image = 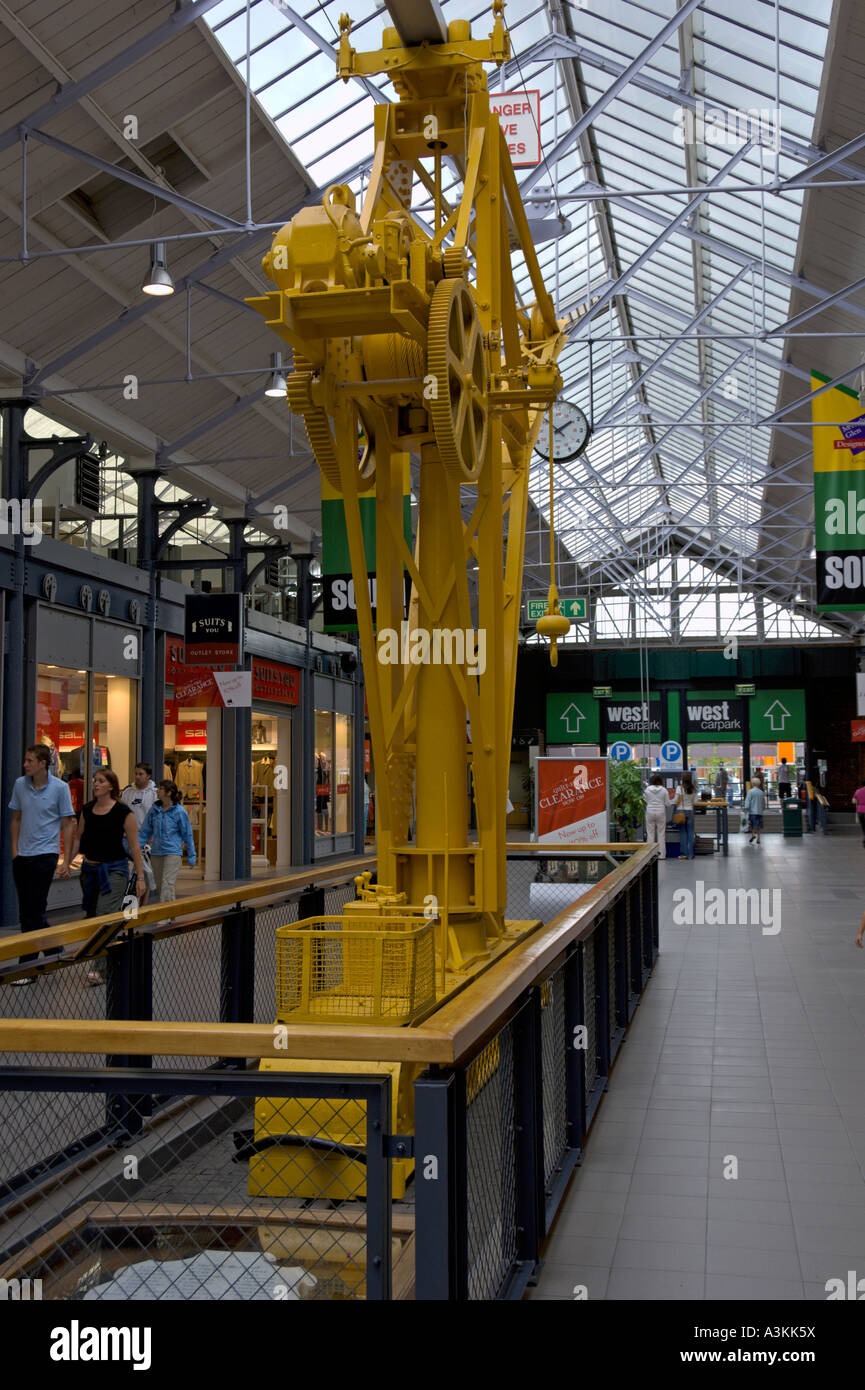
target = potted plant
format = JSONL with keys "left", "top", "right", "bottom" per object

{"left": 611, "top": 761, "right": 646, "bottom": 842}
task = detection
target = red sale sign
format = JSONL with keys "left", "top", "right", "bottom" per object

{"left": 536, "top": 757, "right": 609, "bottom": 844}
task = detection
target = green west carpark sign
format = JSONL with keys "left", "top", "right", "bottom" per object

{"left": 527, "top": 598, "right": 586, "bottom": 620}
{"left": 546, "top": 692, "right": 599, "bottom": 744}
{"left": 749, "top": 688, "right": 806, "bottom": 742}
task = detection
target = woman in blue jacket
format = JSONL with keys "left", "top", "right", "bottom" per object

{"left": 138, "top": 779, "right": 196, "bottom": 908}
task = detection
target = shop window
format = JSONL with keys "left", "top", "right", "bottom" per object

{"left": 314, "top": 710, "right": 333, "bottom": 836}
{"left": 334, "top": 712, "right": 353, "bottom": 835}
{"left": 314, "top": 710, "right": 353, "bottom": 837}
{"left": 37, "top": 664, "right": 137, "bottom": 810}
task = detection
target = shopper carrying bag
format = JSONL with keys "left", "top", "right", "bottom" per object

{"left": 138, "top": 780, "right": 197, "bottom": 915}
{"left": 673, "top": 775, "right": 697, "bottom": 860}
{"left": 63, "top": 769, "right": 147, "bottom": 985}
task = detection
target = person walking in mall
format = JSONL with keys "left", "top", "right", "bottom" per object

{"left": 851, "top": 780, "right": 865, "bottom": 844}
{"left": 120, "top": 762, "right": 158, "bottom": 829}
{"left": 138, "top": 780, "right": 196, "bottom": 915}
{"left": 64, "top": 769, "right": 146, "bottom": 984}
{"left": 8, "top": 744, "right": 76, "bottom": 980}
{"left": 674, "top": 773, "right": 697, "bottom": 859}
{"left": 643, "top": 774, "right": 668, "bottom": 847}
{"left": 744, "top": 778, "right": 767, "bottom": 846}
{"left": 713, "top": 761, "right": 729, "bottom": 802}
{"left": 121, "top": 761, "right": 159, "bottom": 900}
{"left": 777, "top": 757, "right": 793, "bottom": 802}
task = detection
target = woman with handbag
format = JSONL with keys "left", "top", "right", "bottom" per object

{"left": 64, "top": 768, "right": 147, "bottom": 984}
{"left": 673, "top": 774, "right": 697, "bottom": 860}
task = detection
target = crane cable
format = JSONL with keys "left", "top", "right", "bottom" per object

{"left": 535, "top": 406, "right": 570, "bottom": 666}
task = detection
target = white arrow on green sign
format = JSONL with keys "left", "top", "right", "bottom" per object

{"left": 545, "top": 692, "right": 600, "bottom": 744}
{"left": 527, "top": 598, "right": 586, "bottom": 620}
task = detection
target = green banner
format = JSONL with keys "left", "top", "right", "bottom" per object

{"left": 321, "top": 475, "right": 412, "bottom": 632}
{"left": 749, "top": 689, "right": 805, "bottom": 742}
{"left": 546, "top": 692, "right": 599, "bottom": 745}
{"left": 812, "top": 370, "right": 865, "bottom": 610}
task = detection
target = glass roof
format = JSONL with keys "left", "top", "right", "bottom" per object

{"left": 206, "top": 0, "right": 845, "bottom": 640}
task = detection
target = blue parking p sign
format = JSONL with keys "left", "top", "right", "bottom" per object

{"left": 659, "top": 740, "right": 683, "bottom": 773}
{"left": 610, "top": 741, "right": 631, "bottom": 762}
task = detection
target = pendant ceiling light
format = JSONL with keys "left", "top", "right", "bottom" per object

{"left": 265, "top": 351, "right": 287, "bottom": 397}
{"left": 142, "top": 241, "right": 175, "bottom": 296}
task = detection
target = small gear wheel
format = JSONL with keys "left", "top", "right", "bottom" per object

{"left": 427, "top": 278, "right": 489, "bottom": 481}
{"left": 442, "top": 246, "right": 468, "bottom": 278}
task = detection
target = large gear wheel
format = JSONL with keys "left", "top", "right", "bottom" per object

{"left": 427, "top": 278, "right": 489, "bottom": 482}
{"left": 287, "top": 354, "right": 375, "bottom": 493}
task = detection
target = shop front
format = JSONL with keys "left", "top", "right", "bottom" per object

{"left": 34, "top": 603, "right": 142, "bottom": 910}
{"left": 166, "top": 642, "right": 300, "bottom": 877}
{"left": 312, "top": 671, "right": 356, "bottom": 859}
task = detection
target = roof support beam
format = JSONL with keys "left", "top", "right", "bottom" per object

{"left": 24, "top": 153, "right": 370, "bottom": 389}
{"left": 518, "top": 0, "right": 704, "bottom": 198}
{"left": 556, "top": 186, "right": 865, "bottom": 326}
{"left": 595, "top": 264, "right": 753, "bottom": 427}
{"left": 25, "top": 128, "right": 246, "bottom": 232}
{"left": 623, "top": 288, "right": 813, "bottom": 385}
{"left": 781, "top": 128, "right": 865, "bottom": 190}
{"left": 159, "top": 390, "right": 269, "bottom": 458}
{"left": 0, "top": 0, "right": 227, "bottom": 155}
{"left": 500, "top": 32, "right": 865, "bottom": 184}
{"left": 266, "top": 2, "right": 388, "bottom": 105}
{"left": 570, "top": 144, "right": 752, "bottom": 339}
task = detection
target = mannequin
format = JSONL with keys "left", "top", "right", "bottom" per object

{"left": 315, "top": 751, "right": 330, "bottom": 833}
{"left": 175, "top": 754, "right": 204, "bottom": 802}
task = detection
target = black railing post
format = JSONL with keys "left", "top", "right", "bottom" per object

{"left": 298, "top": 885, "right": 326, "bottom": 920}
{"left": 629, "top": 880, "right": 642, "bottom": 998}
{"left": 513, "top": 995, "right": 543, "bottom": 1281}
{"left": 566, "top": 944, "right": 586, "bottom": 1149}
{"left": 650, "top": 855, "right": 660, "bottom": 959}
{"left": 364, "top": 1077, "right": 392, "bottom": 1301}
{"left": 594, "top": 917, "right": 611, "bottom": 1081}
{"left": 105, "top": 927, "right": 144, "bottom": 1136}
{"left": 415, "top": 1068, "right": 464, "bottom": 1300}
{"left": 219, "top": 905, "right": 256, "bottom": 1066}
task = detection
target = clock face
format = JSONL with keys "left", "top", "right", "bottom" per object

{"left": 534, "top": 400, "right": 591, "bottom": 463}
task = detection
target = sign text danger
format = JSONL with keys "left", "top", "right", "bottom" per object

{"left": 489, "top": 90, "right": 541, "bottom": 166}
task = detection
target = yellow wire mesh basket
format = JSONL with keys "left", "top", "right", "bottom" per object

{"left": 275, "top": 915, "right": 436, "bottom": 1025}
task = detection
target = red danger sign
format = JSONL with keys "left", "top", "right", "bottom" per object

{"left": 490, "top": 90, "right": 541, "bottom": 166}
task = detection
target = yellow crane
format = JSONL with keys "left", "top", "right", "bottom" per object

{"left": 246, "top": 1, "right": 570, "bottom": 1203}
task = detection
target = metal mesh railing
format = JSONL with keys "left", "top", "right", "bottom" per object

{"left": 0, "top": 1068, "right": 398, "bottom": 1301}
{"left": 505, "top": 853, "right": 617, "bottom": 923}
{"left": 0, "top": 867, "right": 369, "bottom": 1196}
{"left": 254, "top": 900, "right": 298, "bottom": 1024}
{"left": 539, "top": 969, "right": 568, "bottom": 1193}
{"left": 465, "top": 1026, "right": 518, "bottom": 1300}
{"left": 0, "top": 966, "right": 113, "bottom": 1188}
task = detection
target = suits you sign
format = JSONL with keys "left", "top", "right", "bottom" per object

{"left": 184, "top": 594, "right": 243, "bottom": 665}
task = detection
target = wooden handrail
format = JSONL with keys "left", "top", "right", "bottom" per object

{"left": 0, "top": 855, "right": 373, "bottom": 964}
{"left": 0, "top": 843, "right": 657, "bottom": 1066}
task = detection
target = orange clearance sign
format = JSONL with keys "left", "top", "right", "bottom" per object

{"left": 536, "top": 757, "right": 609, "bottom": 844}
{"left": 851, "top": 719, "right": 865, "bottom": 742}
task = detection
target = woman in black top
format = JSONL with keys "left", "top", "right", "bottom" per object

{"left": 68, "top": 769, "right": 145, "bottom": 984}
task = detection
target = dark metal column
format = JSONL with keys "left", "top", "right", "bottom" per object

{"left": 301, "top": 644, "right": 314, "bottom": 866}
{"left": 135, "top": 469, "right": 159, "bottom": 772}
{"left": 1, "top": 401, "right": 29, "bottom": 927}
{"left": 221, "top": 517, "right": 251, "bottom": 881}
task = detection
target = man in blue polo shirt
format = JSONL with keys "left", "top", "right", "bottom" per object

{"left": 9, "top": 744, "right": 76, "bottom": 979}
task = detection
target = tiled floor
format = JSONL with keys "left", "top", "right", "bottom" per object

{"left": 529, "top": 832, "right": 865, "bottom": 1300}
